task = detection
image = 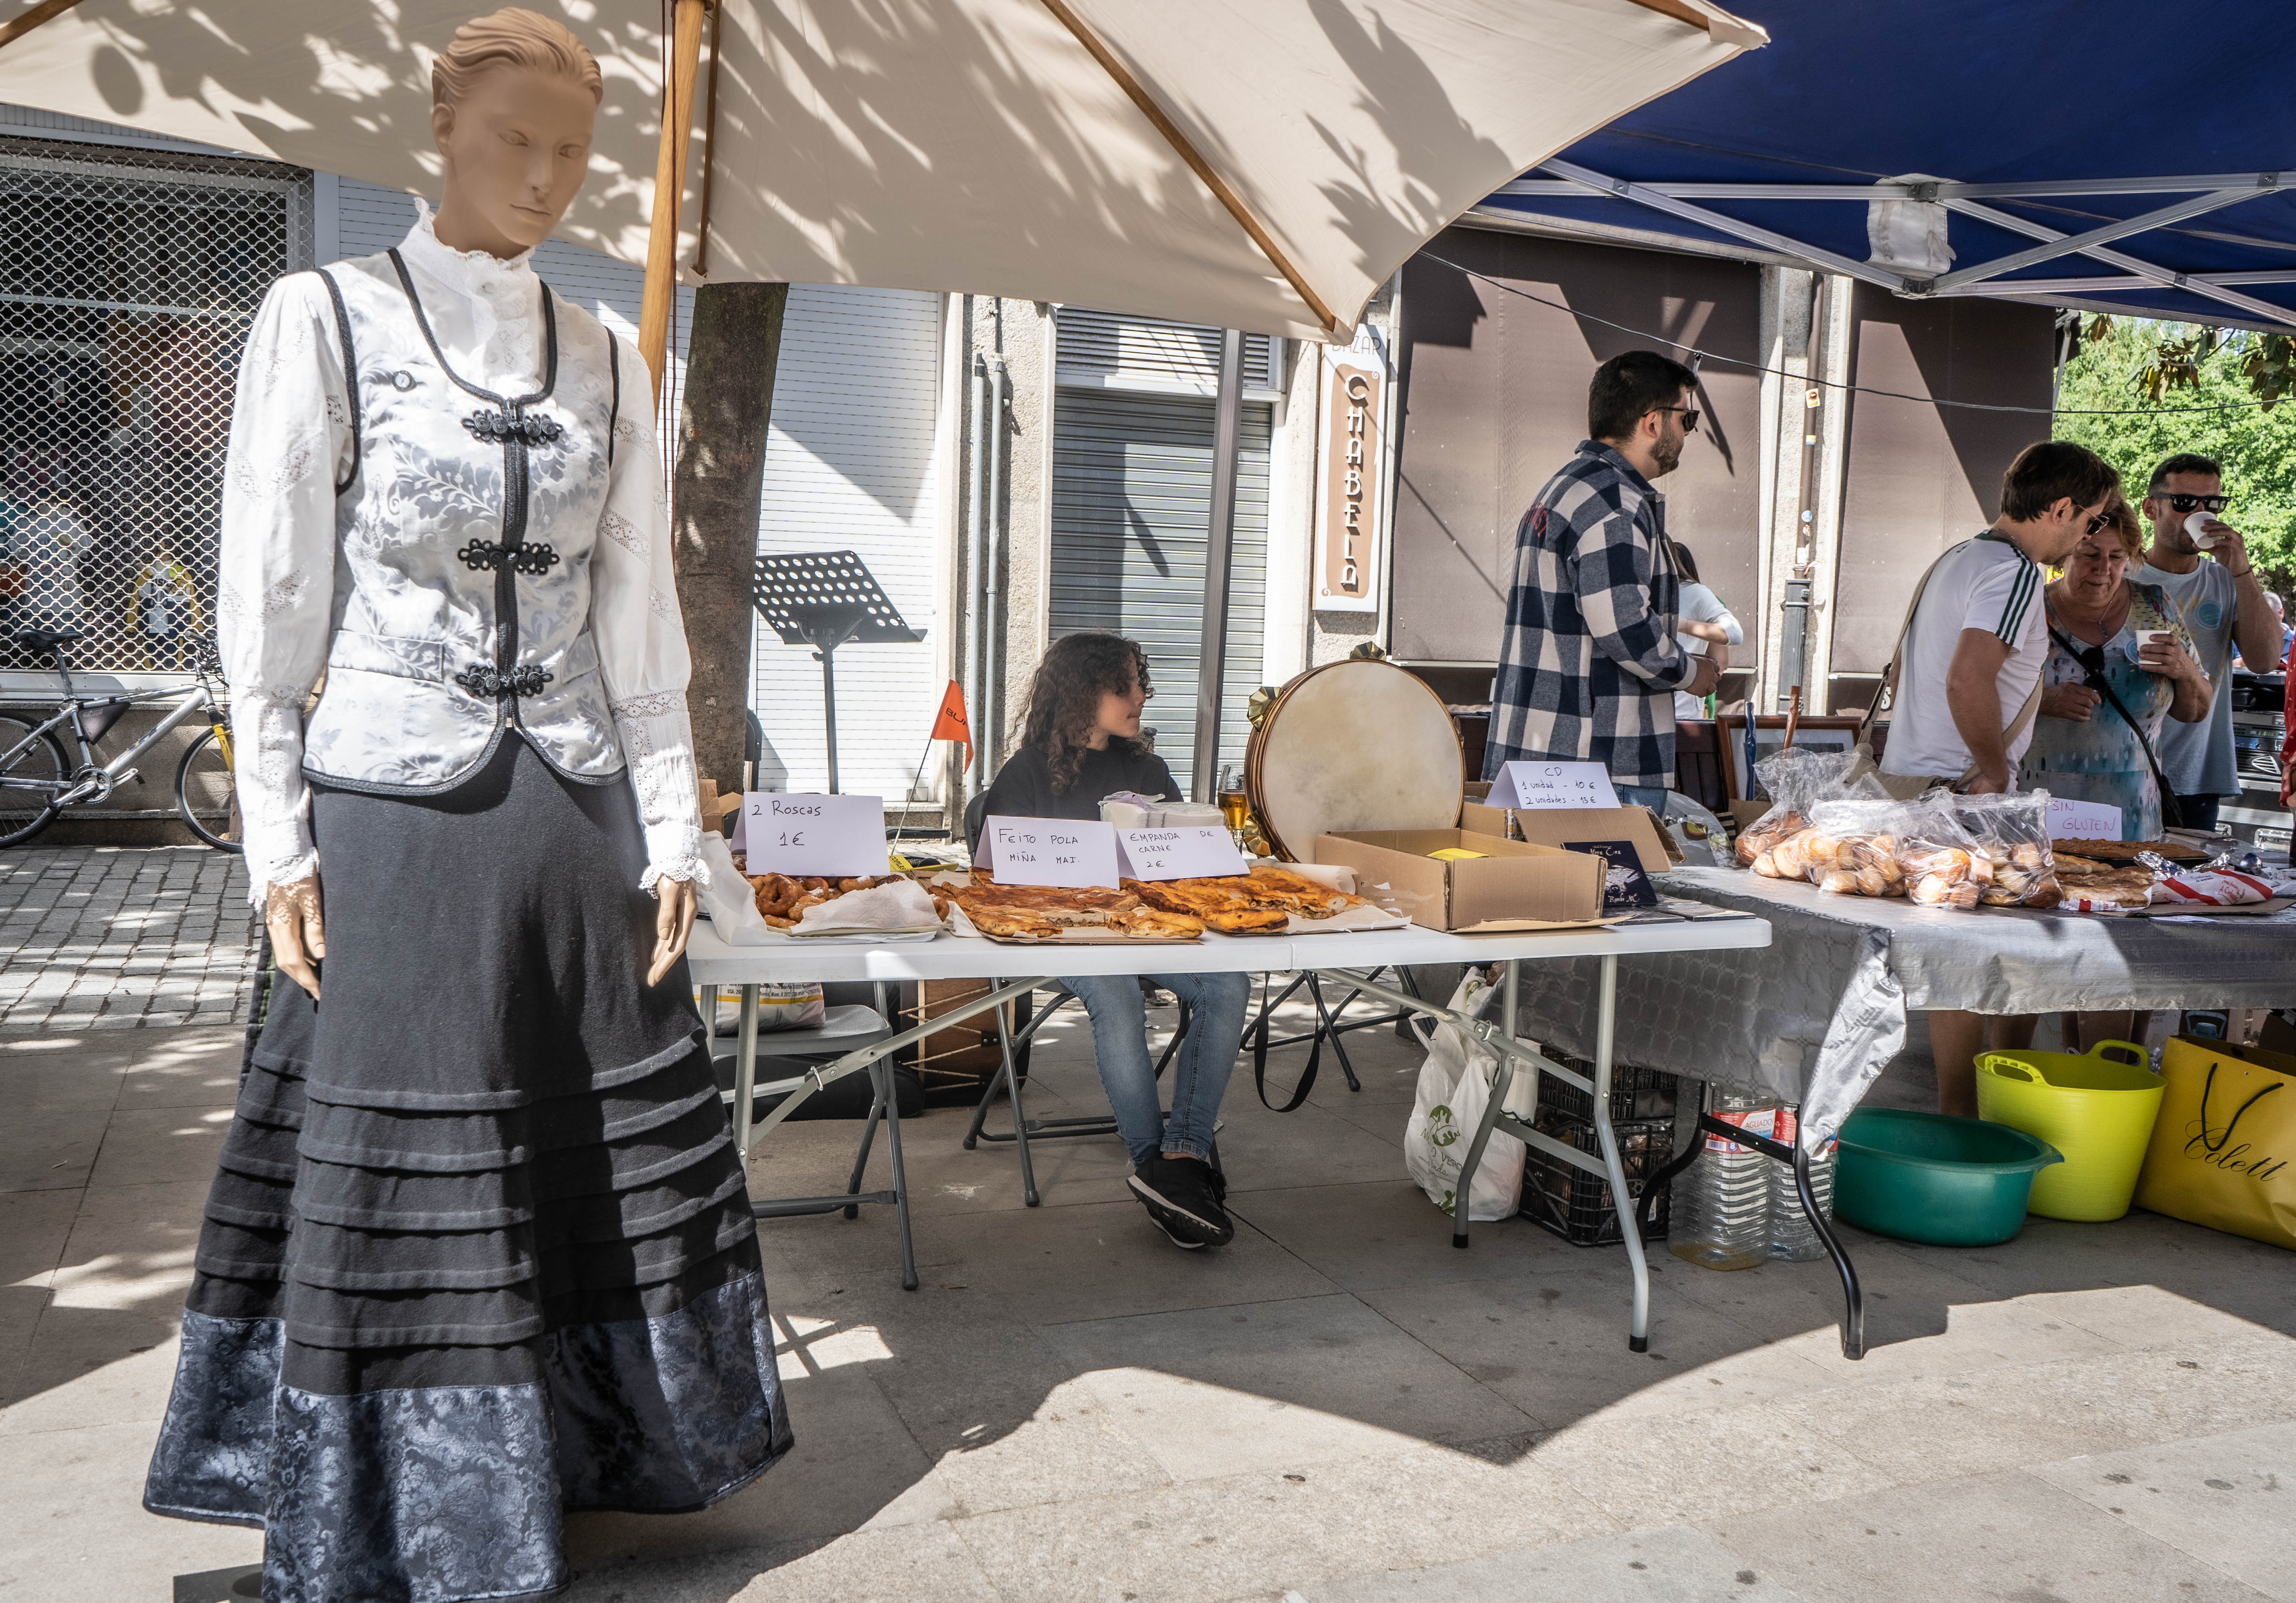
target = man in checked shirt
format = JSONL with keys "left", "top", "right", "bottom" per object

{"left": 1484, "top": 350, "right": 1720, "bottom": 808}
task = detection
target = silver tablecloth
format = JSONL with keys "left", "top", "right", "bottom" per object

{"left": 1512, "top": 866, "right": 2296, "bottom": 1149}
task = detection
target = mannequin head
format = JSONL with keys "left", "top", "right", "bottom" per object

{"left": 429, "top": 8, "right": 602, "bottom": 259}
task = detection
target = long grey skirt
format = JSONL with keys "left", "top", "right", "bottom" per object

{"left": 143, "top": 735, "right": 791, "bottom": 1602}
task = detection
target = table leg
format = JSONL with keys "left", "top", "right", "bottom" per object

{"left": 845, "top": 1068, "right": 884, "bottom": 1220}
{"left": 881, "top": 1059, "right": 919, "bottom": 1291}
{"left": 735, "top": 984, "right": 760, "bottom": 1160}
{"left": 1585, "top": 953, "right": 1654, "bottom": 1352}
{"left": 1305, "top": 973, "right": 1365, "bottom": 1093}
{"left": 1449, "top": 973, "right": 1518, "bottom": 1252}
{"left": 1797, "top": 1139, "right": 1864, "bottom": 1360}
{"left": 993, "top": 995, "right": 1041, "bottom": 1207}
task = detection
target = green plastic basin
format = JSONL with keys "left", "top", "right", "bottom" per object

{"left": 1834, "top": 1108, "right": 2063, "bottom": 1247}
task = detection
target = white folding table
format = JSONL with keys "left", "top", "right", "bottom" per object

{"left": 686, "top": 915, "right": 1771, "bottom": 1345}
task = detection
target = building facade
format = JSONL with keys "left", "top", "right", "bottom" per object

{"left": 0, "top": 106, "right": 2059, "bottom": 843}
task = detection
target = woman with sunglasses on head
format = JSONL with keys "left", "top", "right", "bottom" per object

{"left": 2020, "top": 493, "right": 2207, "bottom": 1053}
{"left": 971, "top": 632, "right": 1251, "bottom": 1250}
{"left": 2022, "top": 493, "right": 2209, "bottom": 838}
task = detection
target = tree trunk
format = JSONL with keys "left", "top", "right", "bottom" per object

{"left": 670, "top": 281, "right": 787, "bottom": 791}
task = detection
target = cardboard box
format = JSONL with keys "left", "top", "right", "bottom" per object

{"left": 1459, "top": 792, "right": 1673, "bottom": 873}
{"left": 1313, "top": 828, "right": 1609, "bottom": 931}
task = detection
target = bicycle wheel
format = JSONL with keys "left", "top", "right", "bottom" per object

{"left": 176, "top": 724, "right": 244, "bottom": 852}
{"left": 0, "top": 714, "right": 67, "bottom": 846}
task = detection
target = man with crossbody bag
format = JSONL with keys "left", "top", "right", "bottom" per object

{"left": 1866, "top": 441, "right": 2122, "bottom": 796}
{"left": 1856, "top": 441, "right": 2121, "bottom": 1114}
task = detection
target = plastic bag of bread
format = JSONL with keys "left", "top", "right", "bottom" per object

{"left": 1887, "top": 795, "right": 1986, "bottom": 911}
{"left": 1947, "top": 790, "right": 2062, "bottom": 908}
{"left": 1736, "top": 747, "right": 1888, "bottom": 872}
{"left": 1801, "top": 797, "right": 1918, "bottom": 898}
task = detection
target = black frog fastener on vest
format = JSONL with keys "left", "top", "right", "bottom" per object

{"left": 462, "top": 409, "right": 565, "bottom": 447}
{"left": 458, "top": 538, "right": 562, "bottom": 577}
{"left": 454, "top": 662, "right": 555, "bottom": 699}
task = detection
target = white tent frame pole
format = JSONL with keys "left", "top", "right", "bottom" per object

{"left": 1939, "top": 197, "right": 2296, "bottom": 328}
{"left": 1932, "top": 268, "right": 2296, "bottom": 296}
{"left": 1927, "top": 182, "right": 2280, "bottom": 292}
{"left": 1537, "top": 158, "right": 1909, "bottom": 291}
{"left": 1493, "top": 171, "right": 2287, "bottom": 202}
{"left": 1503, "top": 165, "right": 2296, "bottom": 327}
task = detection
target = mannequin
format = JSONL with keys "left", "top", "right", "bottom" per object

{"left": 263, "top": 22, "right": 694, "bottom": 999}
{"left": 143, "top": 14, "right": 788, "bottom": 1601}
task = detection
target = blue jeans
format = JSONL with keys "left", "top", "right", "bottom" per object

{"left": 1058, "top": 972, "right": 1250, "bottom": 1165}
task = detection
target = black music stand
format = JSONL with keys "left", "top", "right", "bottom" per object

{"left": 752, "top": 550, "right": 923, "bottom": 793}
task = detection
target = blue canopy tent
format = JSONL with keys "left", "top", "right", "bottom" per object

{"left": 1468, "top": 0, "right": 2296, "bottom": 332}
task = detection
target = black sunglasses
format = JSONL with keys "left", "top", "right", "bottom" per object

{"left": 2155, "top": 493, "right": 2230, "bottom": 514}
{"left": 1653, "top": 406, "right": 1701, "bottom": 433}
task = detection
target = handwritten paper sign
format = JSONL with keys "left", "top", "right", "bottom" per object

{"left": 2046, "top": 797, "right": 2122, "bottom": 841}
{"left": 982, "top": 816, "right": 1121, "bottom": 889}
{"left": 738, "top": 792, "right": 886, "bottom": 877}
{"left": 1118, "top": 825, "right": 1249, "bottom": 882}
{"left": 1498, "top": 760, "right": 1622, "bottom": 812}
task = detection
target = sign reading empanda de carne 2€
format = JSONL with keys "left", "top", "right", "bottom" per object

{"left": 1315, "top": 346, "right": 1384, "bottom": 614}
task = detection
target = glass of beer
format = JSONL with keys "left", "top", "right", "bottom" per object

{"left": 1217, "top": 763, "right": 1250, "bottom": 847}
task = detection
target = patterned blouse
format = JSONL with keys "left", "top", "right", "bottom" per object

{"left": 2019, "top": 579, "right": 2193, "bottom": 841}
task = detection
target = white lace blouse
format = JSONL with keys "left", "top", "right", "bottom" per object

{"left": 218, "top": 207, "right": 707, "bottom": 905}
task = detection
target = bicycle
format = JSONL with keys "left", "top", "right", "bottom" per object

{"left": 0, "top": 626, "right": 241, "bottom": 851}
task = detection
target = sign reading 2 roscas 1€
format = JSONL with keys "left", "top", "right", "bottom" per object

{"left": 1315, "top": 337, "right": 1385, "bottom": 614}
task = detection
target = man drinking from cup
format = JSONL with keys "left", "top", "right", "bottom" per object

{"left": 2132, "top": 453, "right": 2284, "bottom": 833}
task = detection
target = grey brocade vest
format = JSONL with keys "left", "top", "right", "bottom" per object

{"left": 299, "top": 248, "right": 627, "bottom": 793}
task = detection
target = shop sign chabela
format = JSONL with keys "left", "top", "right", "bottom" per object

{"left": 1315, "top": 338, "right": 1385, "bottom": 614}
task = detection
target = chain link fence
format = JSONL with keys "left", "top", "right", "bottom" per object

{"left": 0, "top": 135, "right": 312, "bottom": 684}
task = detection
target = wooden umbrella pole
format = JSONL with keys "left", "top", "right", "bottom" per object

{"left": 638, "top": 0, "right": 711, "bottom": 397}
{"left": 0, "top": 0, "right": 91, "bottom": 51}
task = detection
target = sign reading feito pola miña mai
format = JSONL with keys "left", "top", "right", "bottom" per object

{"left": 1315, "top": 354, "right": 1384, "bottom": 614}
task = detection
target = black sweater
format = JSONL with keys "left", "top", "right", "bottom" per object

{"left": 971, "top": 742, "right": 1179, "bottom": 850}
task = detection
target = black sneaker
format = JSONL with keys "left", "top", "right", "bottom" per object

{"left": 1129, "top": 1155, "right": 1235, "bottom": 1249}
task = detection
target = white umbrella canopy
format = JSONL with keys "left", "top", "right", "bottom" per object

{"left": 0, "top": 0, "right": 1763, "bottom": 341}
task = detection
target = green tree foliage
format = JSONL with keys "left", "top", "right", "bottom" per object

{"left": 2054, "top": 318, "right": 2296, "bottom": 593}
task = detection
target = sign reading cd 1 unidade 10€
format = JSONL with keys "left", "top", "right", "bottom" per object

{"left": 737, "top": 792, "right": 887, "bottom": 877}
{"left": 981, "top": 816, "right": 1122, "bottom": 889}
{"left": 1498, "top": 760, "right": 1623, "bottom": 812}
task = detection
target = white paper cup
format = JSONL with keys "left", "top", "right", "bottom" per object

{"left": 2137, "top": 628, "right": 2175, "bottom": 656}
{"left": 2185, "top": 510, "right": 2218, "bottom": 549}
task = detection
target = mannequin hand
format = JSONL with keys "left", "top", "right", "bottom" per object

{"left": 645, "top": 879, "right": 697, "bottom": 987}
{"left": 266, "top": 874, "right": 325, "bottom": 999}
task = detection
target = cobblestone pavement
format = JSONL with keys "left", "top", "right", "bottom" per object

{"left": 0, "top": 846, "right": 259, "bottom": 1030}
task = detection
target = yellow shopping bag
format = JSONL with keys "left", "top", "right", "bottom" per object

{"left": 2133, "top": 1036, "right": 2296, "bottom": 1250}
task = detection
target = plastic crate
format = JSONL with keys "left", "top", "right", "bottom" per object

{"left": 1535, "top": 1053, "right": 1679, "bottom": 1124}
{"left": 1519, "top": 1106, "right": 1674, "bottom": 1247}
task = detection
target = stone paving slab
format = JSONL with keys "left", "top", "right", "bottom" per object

{"left": 0, "top": 847, "right": 258, "bottom": 1031}
{"left": 4, "top": 1006, "right": 2294, "bottom": 1603}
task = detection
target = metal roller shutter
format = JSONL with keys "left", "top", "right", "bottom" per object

{"left": 1048, "top": 385, "right": 1269, "bottom": 797}
{"left": 750, "top": 285, "right": 944, "bottom": 797}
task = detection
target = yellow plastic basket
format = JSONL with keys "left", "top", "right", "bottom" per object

{"left": 1975, "top": 1042, "right": 2165, "bottom": 1222}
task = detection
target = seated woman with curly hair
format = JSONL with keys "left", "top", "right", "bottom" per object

{"left": 971, "top": 632, "right": 1250, "bottom": 1249}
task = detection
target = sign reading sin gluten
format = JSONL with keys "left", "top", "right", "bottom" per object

{"left": 1315, "top": 360, "right": 1382, "bottom": 614}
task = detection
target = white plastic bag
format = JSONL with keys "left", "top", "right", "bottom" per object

{"left": 1403, "top": 971, "right": 1525, "bottom": 1221}
{"left": 696, "top": 834, "right": 775, "bottom": 944}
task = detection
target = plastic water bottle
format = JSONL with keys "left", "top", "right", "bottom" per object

{"left": 1670, "top": 1082, "right": 1776, "bottom": 1272}
{"left": 1767, "top": 1106, "right": 1838, "bottom": 1262}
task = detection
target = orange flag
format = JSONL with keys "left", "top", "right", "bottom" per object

{"left": 929, "top": 680, "right": 972, "bottom": 763}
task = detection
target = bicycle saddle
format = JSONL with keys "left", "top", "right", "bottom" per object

{"left": 13, "top": 628, "right": 81, "bottom": 648}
